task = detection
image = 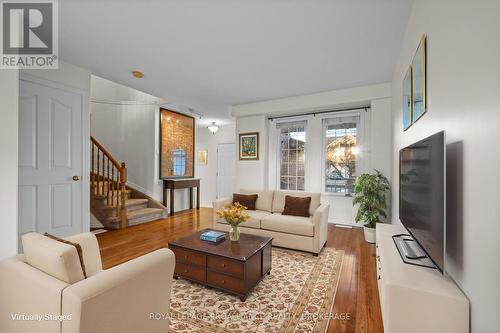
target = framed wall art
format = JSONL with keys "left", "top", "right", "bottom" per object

{"left": 403, "top": 65, "right": 413, "bottom": 131}
{"left": 198, "top": 149, "right": 208, "bottom": 165}
{"left": 411, "top": 34, "right": 427, "bottom": 123}
{"left": 239, "top": 132, "right": 259, "bottom": 160}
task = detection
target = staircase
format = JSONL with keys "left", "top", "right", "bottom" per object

{"left": 90, "top": 137, "right": 168, "bottom": 229}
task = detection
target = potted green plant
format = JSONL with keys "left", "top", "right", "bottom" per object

{"left": 352, "top": 169, "right": 390, "bottom": 243}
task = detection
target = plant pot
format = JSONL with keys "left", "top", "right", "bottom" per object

{"left": 363, "top": 226, "right": 376, "bottom": 243}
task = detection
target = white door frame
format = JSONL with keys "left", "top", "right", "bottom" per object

{"left": 216, "top": 142, "right": 236, "bottom": 199}
{"left": 19, "top": 73, "right": 90, "bottom": 233}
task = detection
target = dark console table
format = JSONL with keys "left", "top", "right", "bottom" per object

{"left": 163, "top": 178, "right": 200, "bottom": 216}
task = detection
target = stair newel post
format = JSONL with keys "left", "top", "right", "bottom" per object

{"left": 119, "top": 162, "right": 127, "bottom": 229}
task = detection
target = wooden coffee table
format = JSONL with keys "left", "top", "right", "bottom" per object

{"left": 168, "top": 229, "right": 272, "bottom": 301}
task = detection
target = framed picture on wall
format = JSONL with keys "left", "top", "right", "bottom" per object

{"left": 239, "top": 132, "right": 259, "bottom": 160}
{"left": 198, "top": 149, "right": 208, "bottom": 165}
{"left": 159, "top": 109, "right": 195, "bottom": 178}
{"left": 403, "top": 65, "right": 413, "bottom": 131}
{"left": 412, "top": 34, "right": 427, "bottom": 123}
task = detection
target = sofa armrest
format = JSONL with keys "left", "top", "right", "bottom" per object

{"left": 0, "top": 256, "right": 69, "bottom": 333}
{"left": 65, "top": 232, "right": 103, "bottom": 276}
{"left": 212, "top": 197, "right": 232, "bottom": 226}
{"left": 213, "top": 197, "right": 232, "bottom": 211}
{"left": 62, "top": 248, "right": 175, "bottom": 333}
{"left": 312, "top": 203, "right": 330, "bottom": 253}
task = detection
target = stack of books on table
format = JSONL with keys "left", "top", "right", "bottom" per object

{"left": 200, "top": 231, "right": 226, "bottom": 243}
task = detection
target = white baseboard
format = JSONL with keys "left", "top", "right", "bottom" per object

{"left": 334, "top": 224, "right": 354, "bottom": 229}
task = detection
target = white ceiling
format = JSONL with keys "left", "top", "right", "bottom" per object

{"left": 60, "top": 0, "right": 413, "bottom": 125}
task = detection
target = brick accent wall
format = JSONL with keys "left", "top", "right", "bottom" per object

{"left": 160, "top": 109, "right": 194, "bottom": 178}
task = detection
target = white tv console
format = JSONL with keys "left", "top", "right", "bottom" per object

{"left": 376, "top": 223, "right": 469, "bottom": 333}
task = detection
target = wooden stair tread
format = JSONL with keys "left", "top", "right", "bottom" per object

{"left": 127, "top": 208, "right": 163, "bottom": 218}
{"left": 91, "top": 136, "right": 168, "bottom": 229}
{"left": 100, "top": 198, "right": 148, "bottom": 210}
{"left": 94, "top": 189, "right": 131, "bottom": 199}
{"left": 108, "top": 208, "right": 163, "bottom": 223}
{"left": 125, "top": 198, "right": 149, "bottom": 205}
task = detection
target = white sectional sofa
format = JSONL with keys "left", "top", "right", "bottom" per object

{"left": 213, "top": 189, "right": 330, "bottom": 254}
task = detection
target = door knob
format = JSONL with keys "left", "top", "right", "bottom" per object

{"left": 72, "top": 176, "right": 80, "bottom": 181}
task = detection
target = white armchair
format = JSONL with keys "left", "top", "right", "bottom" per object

{"left": 0, "top": 232, "right": 175, "bottom": 333}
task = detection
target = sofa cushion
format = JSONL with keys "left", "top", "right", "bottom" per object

{"left": 261, "top": 213, "right": 314, "bottom": 237}
{"left": 216, "top": 210, "right": 271, "bottom": 229}
{"left": 65, "top": 232, "right": 103, "bottom": 277}
{"left": 45, "top": 233, "right": 87, "bottom": 278}
{"left": 272, "top": 191, "right": 321, "bottom": 216}
{"left": 241, "top": 189, "right": 274, "bottom": 212}
{"left": 282, "top": 195, "right": 311, "bottom": 217}
{"left": 233, "top": 193, "right": 258, "bottom": 210}
{"left": 22, "top": 232, "right": 86, "bottom": 284}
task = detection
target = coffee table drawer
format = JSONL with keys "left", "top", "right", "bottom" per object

{"left": 207, "top": 271, "right": 244, "bottom": 294}
{"left": 175, "top": 262, "right": 206, "bottom": 283}
{"left": 171, "top": 247, "right": 206, "bottom": 266}
{"left": 207, "top": 255, "right": 244, "bottom": 277}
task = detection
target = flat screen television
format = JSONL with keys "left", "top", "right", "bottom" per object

{"left": 399, "top": 131, "right": 445, "bottom": 272}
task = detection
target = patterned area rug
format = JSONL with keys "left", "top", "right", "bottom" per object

{"left": 170, "top": 247, "right": 344, "bottom": 333}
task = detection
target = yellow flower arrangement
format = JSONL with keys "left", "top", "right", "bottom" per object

{"left": 216, "top": 202, "right": 250, "bottom": 227}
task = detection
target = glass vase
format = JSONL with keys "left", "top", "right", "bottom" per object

{"left": 229, "top": 225, "right": 240, "bottom": 242}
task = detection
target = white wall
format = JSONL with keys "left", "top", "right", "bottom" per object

{"left": 235, "top": 115, "right": 269, "bottom": 190}
{"left": 370, "top": 98, "right": 392, "bottom": 178}
{"left": 232, "top": 84, "right": 392, "bottom": 225}
{"left": 91, "top": 75, "right": 163, "bottom": 103}
{"left": 0, "top": 70, "right": 19, "bottom": 260}
{"left": 90, "top": 76, "right": 164, "bottom": 201}
{"left": 391, "top": 1, "right": 500, "bottom": 331}
{"left": 21, "top": 61, "right": 91, "bottom": 92}
{"left": 195, "top": 125, "right": 236, "bottom": 207}
{"left": 232, "top": 83, "right": 391, "bottom": 117}
{"left": 91, "top": 76, "right": 217, "bottom": 213}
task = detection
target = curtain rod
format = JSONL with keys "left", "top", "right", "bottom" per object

{"left": 267, "top": 106, "right": 370, "bottom": 121}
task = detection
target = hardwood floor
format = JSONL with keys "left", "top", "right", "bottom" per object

{"left": 96, "top": 207, "right": 383, "bottom": 333}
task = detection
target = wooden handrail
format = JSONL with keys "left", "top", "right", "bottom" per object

{"left": 91, "top": 136, "right": 128, "bottom": 228}
{"left": 91, "top": 136, "right": 121, "bottom": 168}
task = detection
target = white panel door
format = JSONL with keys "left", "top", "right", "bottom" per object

{"left": 217, "top": 143, "right": 236, "bottom": 199}
{"left": 18, "top": 79, "right": 84, "bottom": 249}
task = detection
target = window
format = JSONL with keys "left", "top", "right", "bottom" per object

{"left": 172, "top": 149, "right": 186, "bottom": 176}
{"left": 277, "top": 121, "right": 306, "bottom": 191}
{"left": 323, "top": 114, "right": 360, "bottom": 194}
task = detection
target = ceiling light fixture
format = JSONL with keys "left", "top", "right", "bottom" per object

{"left": 132, "top": 70, "right": 144, "bottom": 78}
{"left": 207, "top": 122, "right": 219, "bottom": 134}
